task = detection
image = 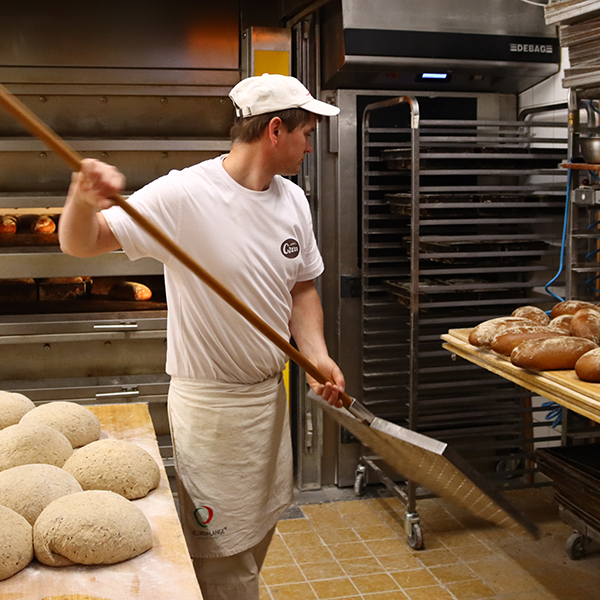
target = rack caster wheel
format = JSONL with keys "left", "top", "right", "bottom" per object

{"left": 566, "top": 531, "right": 588, "bottom": 560}
{"left": 354, "top": 464, "right": 367, "bottom": 497}
{"left": 407, "top": 522, "right": 423, "bottom": 550}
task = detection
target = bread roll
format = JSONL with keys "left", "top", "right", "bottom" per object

{"left": 490, "top": 326, "right": 567, "bottom": 356}
{"left": 107, "top": 281, "right": 152, "bottom": 301}
{"left": 511, "top": 306, "right": 550, "bottom": 326}
{"left": 548, "top": 314, "right": 573, "bottom": 333}
{"left": 570, "top": 308, "right": 600, "bottom": 344}
{"left": 575, "top": 348, "right": 600, "bottom": 382}
{"left": 550, "top": 300, "right": 600, "bottom": 319}
{"left": 30, "top": 215, "right": 56, "bottom": 234}
{"left": 510, "top": 337, "right": 598, "bottom": 371}
{"left": 468, "top": 317, "right": 534, "bottom": 348}
{"left": 0, "top": 215, "right": 17, "bottom": 234}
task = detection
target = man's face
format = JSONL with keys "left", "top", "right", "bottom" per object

{"left": 276, "top": 114, "right": 318, "bottom": 176}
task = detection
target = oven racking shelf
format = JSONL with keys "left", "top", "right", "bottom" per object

{"left": 0, "top": 84, "right": 234, "bottom": 469}
{"left": 358, "top": 96, "right": 568, "bottom": 546}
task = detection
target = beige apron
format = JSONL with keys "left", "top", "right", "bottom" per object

{"left": 168, "top": 374, "right": 293, "bottom": 558}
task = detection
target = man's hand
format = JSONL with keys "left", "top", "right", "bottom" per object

{"left": 306, "top": 356, "right": 346, "bottom": 409}
{"left": 69, "top": 158, "right": 125, "bottom": 211}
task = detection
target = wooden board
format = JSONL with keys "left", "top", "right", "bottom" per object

{"left": 442, "top": 328, "right": 600, "bottom": 424}
{"left": 0, "top": 402, "right": 203, "bottom": 600}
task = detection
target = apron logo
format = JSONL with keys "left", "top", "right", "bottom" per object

{"left": 281, "top": 238, "right": 300, "bottom": 259}
{"left": 194, "top": 504, "right": 214, "bottom": 528}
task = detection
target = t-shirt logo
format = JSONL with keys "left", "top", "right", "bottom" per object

{"left": 281, "top": 238, "right": 300, "bottom": 259}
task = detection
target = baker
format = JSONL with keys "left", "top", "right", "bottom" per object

{"left": 58, "top": 73, "right": 345, "bottom": 600}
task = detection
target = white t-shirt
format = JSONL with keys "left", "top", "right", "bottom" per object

{"left": 103, "top": 155, "right": 324, "bottom": 384}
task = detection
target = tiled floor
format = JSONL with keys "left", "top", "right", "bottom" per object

{"left": 259, "top": 486, "right": 600, "bottom": 600}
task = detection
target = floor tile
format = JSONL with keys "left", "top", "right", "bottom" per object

{"left": 363, "top": 592, "right": 409, "bottom": 600}
{"left": 310, "top": 577, "right": 360, "bottom": 599}
{"left": 300, "top": 561, "right": 346, "bottom": 581}
{"left": 428, "top": 562, "right": 477, "bottom": 584}
{"left": 445, "top": 579, "right": 496, "bottom": 600}
{"left": 390, "top": 568, "right": 438, "bottom": 589}
{"left": 289, "top": 544, "right": 335, "bottom": 564}
{"left": 351, "top": 572, "right": 401, "bottom": 594}
{"left": 261, "top": 488, "right": 600, "bottom": 600}
{"left": 317, "top": 527, "right": 360, "bottom": 545}
{"left": 328, "top": 541, "right": 372, "bottom": 560}
{"left": 338, "top": 556, "right": 385, "bottom": 576}
{"left": 261, "top": 564, "right": 305, "bottom": 586}
{"left": 268, "top": 581, "right": 317, "bottom": 600}
{"left": 403, "top": 585, "right": 455, "bottom": 600}
{"left": 415, "top": 548, "right": 460, "bottom": 567}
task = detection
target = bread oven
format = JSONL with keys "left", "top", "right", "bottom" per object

{"left": 0, "top": 4, "right": 239, "bottom": 460}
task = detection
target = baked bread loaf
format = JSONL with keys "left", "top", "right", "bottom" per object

{"left": 0, "top": 215, "right": 17, "bottom": 234}
{"left": 108, "top": 281, "right": 152, "bottom": 301}
{"left": 511, "top": 306, "right": 550, "bottom": 326}
{"left": 570, "top": 308, "right": 600, "bottom": 344}
{"left": 548, "top": 314, "right": 574, "bottom": 333}
{"left": 575, "top": 348, "right": 600, "bottom": 382}
{"left": 550, "top": 300, "right": 600, "bottom": 319}
{"left": 30, "top": 215, "right": 56, "bottom": 234}
{"left": 468, "top": 317, "right": 533, "bottom": 347}
{"left": 490, "top": 326, "right": 567, "bottom": 356}
{"left": 510, "top": 337, "right": 598, "bottom": 371}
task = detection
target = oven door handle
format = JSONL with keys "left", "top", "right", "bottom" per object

{"left": 95, "top": 389, "right": 140, "bottom": 399}
{"left": 93, "top": 322, "right": 139, "bottom": 330}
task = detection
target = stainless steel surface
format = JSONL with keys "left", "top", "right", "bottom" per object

{"left": 321, "top": 0, "right": 559, "bottom": 92}
{"left": 580, "top": 137, "right": 600, "bottom": 163}
{"left": 318, "top": 88, "right": 532, "bottom": 488}
{"left": 0, "top": 3, "right": 241, "bottom": 456}
{"left": 344, "top": 0, "right": 555, "bottom": 36}
{"left": 0, "top": 4, "right": 239, "bottom": 70}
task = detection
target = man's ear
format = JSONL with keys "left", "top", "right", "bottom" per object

{"left": 267, "top": 117, "right": 283, "bottom": 145}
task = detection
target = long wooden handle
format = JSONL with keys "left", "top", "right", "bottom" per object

{"left": 0, "top": 82, "right": 354, "bottom": 409}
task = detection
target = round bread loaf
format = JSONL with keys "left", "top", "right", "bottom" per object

{"left": 550, "top": 300, "right": 600, "bottom": 319}
{"left": 468, "top": 317, "right": 532, "bottom": 347}
{"left": 510, "top": 337, "right": 598, "bottom": 371}
{"left": 20, "top": 401, "right": 101, "bottom": 448}
{"left": 0, "top": 390, "right": 35, "bottom": 430}
{"left": 548, "top": 314, "right": 574, "bottom": 333}
{"left": 0, "top": 464, "right": 82, "bottom": 525}
{"left": 490, "top": 326, "right": 567, "bottom": 356}
{"left": 34, "top": 490, "right": 153, "bottom": 566}
{"left": 575, "top": 348, "right": 600, "bottom": 382}
{"left": 570, "top": 308, "right": 600, "bottom": 344}
{"left": 0, "top": 504, "right": 33, "bottom": 581}
{"left": 511, "top": 306, "right": 550, "bottom": 326}
{"left": 0, "top": 422, "right": 73, "bottom": 472}
{"left": 63, "top": 439, "right": 160, "bottom": 500}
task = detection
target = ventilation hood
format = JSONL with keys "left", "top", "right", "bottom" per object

{"left": 321, "top": 0, "right": 560, "bottom": 92}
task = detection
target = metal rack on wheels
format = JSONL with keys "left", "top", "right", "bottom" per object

{"left": 356, "top": 95, "right": 569, "bottom": 549}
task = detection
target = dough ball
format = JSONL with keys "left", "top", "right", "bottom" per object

{"left": 20, "top": 401, "right": 101, "bottom": 448}
{"left": 0, "top": 422, "right": 73, "bottom": 472}
{"left": 34, "top": 490, "right": 153, "bottom": 566}
{"left": 63, "top": 439, "right": 161, "bottom": 500}
{"left": 0, "top": 390, "right": 35, "bottom": 430}
{"left": 0, "top": 504, "right": 33, "bottom": 581}
{"left": 0, "top": 464, "right": 82, "bottom": 525}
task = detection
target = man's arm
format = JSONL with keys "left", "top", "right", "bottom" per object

{"left": 289, "top": 279, "right": 345, "bottom": 407}
{"left": 59, "top": 159, "right": 124, "bottom": 257}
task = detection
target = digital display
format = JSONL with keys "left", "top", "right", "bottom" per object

{"left": 421, "top": 73, "right": 449, "bottom": 79}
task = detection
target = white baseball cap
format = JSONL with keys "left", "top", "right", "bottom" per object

{"left": 229, "top": 74, "right": 340, "bottom": 118}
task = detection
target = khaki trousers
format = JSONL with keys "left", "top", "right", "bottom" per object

{"left": 193, "top": 525, "right": 276, "bottom": 600}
